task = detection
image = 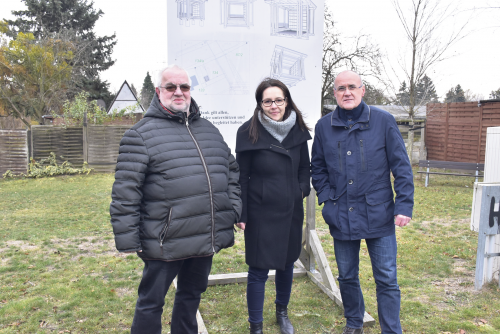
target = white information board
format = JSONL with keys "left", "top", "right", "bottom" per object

{"left": 167, "top": 0, "right": 324, "bottom": 150}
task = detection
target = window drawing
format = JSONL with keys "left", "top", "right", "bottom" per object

{"left": 264, "top": 0, "right": 316, "bottom": 39}
{"left": 220, "top": 0, "right": 256, "bottom": 28}
{"left": 176, "top": 40, "right": 249, "bottom": 95}
{"left": 270, "top": 45, "right": 307, "bottom": 87}
{"left": 176, "top": 0, "right": 208, "bottom": 27}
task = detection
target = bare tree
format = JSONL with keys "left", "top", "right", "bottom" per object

{"left": 322, "top": 5, "right": 382, "bottom": 116}
{"left": 388, "top": 0, "right": 469, "bottom": 161}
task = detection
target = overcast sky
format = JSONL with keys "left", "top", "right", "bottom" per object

{"left": 1, "top": 0, "right": 499, "bottom": 100}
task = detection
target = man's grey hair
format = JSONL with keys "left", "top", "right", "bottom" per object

{"left": 156, "top": 64, "right": 192, "bottom": 87}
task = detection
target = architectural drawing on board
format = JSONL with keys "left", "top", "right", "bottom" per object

{"left": 176, "top": 0, "right": 208, "bottom": 27}
{"left": 265, "top": 0, "right": 316, "bottom": 39}
{"left": 176, "top": 40, "right": 249, "bottom": 95}
{"left": 270, "top": 45, "right": 307, "bottom": 87}
{"left": 220, "top": 0, "right": 256, "bottom": 28}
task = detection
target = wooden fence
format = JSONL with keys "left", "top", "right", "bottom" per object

{"left": 0, "top": 125, "right": 131, "bottom": 175}
{"left": 426, "top": 101, "right": 500, "bottom": 163}
{"left": 86, "top": 125, "right": 131, "bottom": 172}
{"left": 0, "top": 130, "right": 29, "bottom": 176}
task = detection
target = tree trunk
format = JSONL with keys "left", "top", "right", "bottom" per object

{"left": 408, "top": 119, "right": 415, "bottom": 165}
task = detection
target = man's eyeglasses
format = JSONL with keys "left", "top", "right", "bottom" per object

{"left": 160, "top": 84, "right": 191, "bottom": 93}
{"left": 334, "top": 84, "right": 363, "bottom": 93}
{"left": 262, "top": 98, "right": 286, "bottom": 107}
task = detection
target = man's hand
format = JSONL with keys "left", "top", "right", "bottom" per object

{"left": 236, "top": 222, "right": 246, "bottom": 230}
{"left": 394, "top": 214, "right": 411, "bottom": 227}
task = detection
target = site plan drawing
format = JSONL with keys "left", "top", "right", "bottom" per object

{"left": 176, "top": 40, "right": 250, "bottom": 95}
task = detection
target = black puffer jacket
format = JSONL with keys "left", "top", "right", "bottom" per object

{"left": 110, "top": 94, "right": 242, "bottom": 261}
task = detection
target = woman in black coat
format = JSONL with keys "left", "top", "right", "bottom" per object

{"left": 235, "top": 78, "right": 311, "bottom": 334}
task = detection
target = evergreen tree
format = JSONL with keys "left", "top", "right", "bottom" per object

{"left": 395, "top": 81, "right": 410, "bottom": 105}
{"left": 140, "top": 72, "right": 155, "bottom": 108}
{"left": 489, "top": 88, "right": 500, "bottom": 100}
{"left": 445, "top": 84, "right": 466, "bottom": 103}
{"left": 415, "top": 74, "right": 439, "bottom": 104}
{"left": 5, "top": 0, "right": 117, "bottom": 101}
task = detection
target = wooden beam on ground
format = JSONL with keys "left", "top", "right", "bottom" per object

{"left": 173, "top": 278, "right": 208, "bottom": 334}
{"left": 207, "top": 268, "right": 307, "bottom": 286}
{"left": 309, "top": 230, "right": 338, "bottom": 291}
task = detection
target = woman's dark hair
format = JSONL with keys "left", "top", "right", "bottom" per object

{"left": 248, "top": 78, "right": 310, "bottom": 143}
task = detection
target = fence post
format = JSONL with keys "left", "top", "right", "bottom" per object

{"left": 83, "top": 112, "right": 88, "bottom": 163}
{"left": 419, "top": 123, "right": 426, "bottom": 180}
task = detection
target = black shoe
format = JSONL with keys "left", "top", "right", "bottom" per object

{"left": 342, "top": 327, "right": 364, "bottom": 334}
{"left": 276, "top": 303, "right": 294, "bottom": 334}
{"left": 250, "top": 321, "right": 264, "bottom": 334}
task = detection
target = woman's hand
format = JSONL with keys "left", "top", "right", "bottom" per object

{"left": 236, "top": 222, "right": 246, "bottom": 230}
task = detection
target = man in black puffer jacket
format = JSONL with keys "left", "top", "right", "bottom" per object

{"left": 110, "top": 65, "right": 242, "bottom": 334}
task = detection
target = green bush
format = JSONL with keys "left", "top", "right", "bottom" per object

{"left": 3, "top": 152, "right": 92, "bottom": 178}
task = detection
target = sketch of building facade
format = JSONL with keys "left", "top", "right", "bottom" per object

{"left": 220, "top": 0, "right": 256, "bottom": 28}
{"left": 270, "top": 45, "right": 307, "bottom": 87}
{"left": 265, "top": 0, "right": 316, "bottom": 39}
{"left": 176, "top": 0, "right": 208, "bottom": 27}
{"left": 176, "top": 40, "right": 249, "bottom": 95}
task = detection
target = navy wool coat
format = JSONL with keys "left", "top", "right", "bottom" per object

{"left": 236, "top": 118, "right": 311, "bottom": 271}
{"left": 311, "top": 102, "right": 414, "bottom": 240}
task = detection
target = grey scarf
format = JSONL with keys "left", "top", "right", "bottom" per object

{"left": 258, "top": 110, "right": 297, "bottom": 143}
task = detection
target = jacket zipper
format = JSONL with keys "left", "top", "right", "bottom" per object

{"left": 337, "top": 142, "right": 343, "bottom": 172}
{"left": 360, "top": 139, "right": 366, "bottom": 171}
{"left": 159, "top": 207, "right": 173, "bottom": 247}
{"left": 185, "top": 117, "right": 216, "bottom": 253}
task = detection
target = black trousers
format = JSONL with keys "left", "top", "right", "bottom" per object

{"left": 130, "top": 255, "right": 213, "bottom": 334}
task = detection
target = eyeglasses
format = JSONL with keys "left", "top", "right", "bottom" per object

{"left": 159, "top": 84, "right": 191, "bottom": 93}
{"left": 334, "top": 84, "right": 363, "bottom": 93}
{"left": 262, "top": 98, "right": 286, "bottom": 107}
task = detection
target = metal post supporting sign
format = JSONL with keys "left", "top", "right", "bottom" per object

{"left": 475, "top": 185, "right": 500, "bottom": 290}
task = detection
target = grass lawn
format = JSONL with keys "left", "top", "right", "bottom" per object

{"left": 1, "top": 172, "right": 499, "bottom": 333}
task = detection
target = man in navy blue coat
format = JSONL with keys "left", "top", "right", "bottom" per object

{"left": 311, "top": 70, "right": 414, "bottom": 334}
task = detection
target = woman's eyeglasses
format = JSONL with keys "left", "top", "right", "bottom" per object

{"left": 262, "top": 98, "right": 286, "bottom": 107}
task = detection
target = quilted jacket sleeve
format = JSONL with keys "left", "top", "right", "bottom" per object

{"left": 109, "top": 129, "right": 149, "bottom": 252}
{"left": 227, "top": 152, "right": 242, "bottom": 222}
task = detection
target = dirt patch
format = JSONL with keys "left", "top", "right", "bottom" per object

{"left": 4, "top": 240, "right": 39, "bottom": 251}
{"left": 115, "top": 287, "right": 134, "bottom": 298}
{"left": 421, "top": 217, "right": 470, "bottom": 229}
{"left": 49, "top": 238, "right": 128, "bottom": 259}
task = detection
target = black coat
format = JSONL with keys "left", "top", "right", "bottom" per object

{"left": 236, "top": 118, "right": 311, "bottom": 271}
{"left": 110, "top": 94, "right": 242, "bottom": 261}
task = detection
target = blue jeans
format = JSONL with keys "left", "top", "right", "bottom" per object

{"left": 130, "top": 256, "right": 213, "bottom": 334}
{"left": 247, "top": 262, "right": 295, "bottom": 324}
{"left": 334, "top": 234, "right": 401, "bottom": 334}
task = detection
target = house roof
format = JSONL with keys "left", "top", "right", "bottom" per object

{"left": 107, "top": 80, "right": 144, "bottom": 114}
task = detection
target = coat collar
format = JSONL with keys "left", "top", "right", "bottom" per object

{"left": 236, "top": 118, "right": 311, "bottom": 153}
{"left": 143, "top": 92, "right": 200, "bottom": 123}
{"left": 331, "top": 101, "right": 371, "bottom": 130}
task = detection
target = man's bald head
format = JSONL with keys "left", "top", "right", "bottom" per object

{"left": 333, "top": 70, "right": 365, "bottom": 110}
{"left": 334, "top": 70, "right": 363, "bottom": 88}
